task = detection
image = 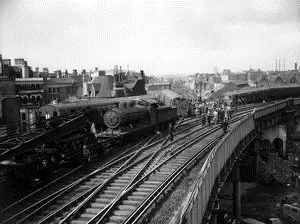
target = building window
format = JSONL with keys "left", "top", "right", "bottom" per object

{"left": 57, "top": 88, "right": 60, "bottom": 93}
{"left": 21, "top": 113, "right": 26, "bottom": 121}
{"left": 48, "top": 88, "right": 52, "bottom": 93}
{"left": 23, "top": 96, "right": 28, "bottom": 104}
{"left": 53, "top": 88, "right": 56, "bottom": 93}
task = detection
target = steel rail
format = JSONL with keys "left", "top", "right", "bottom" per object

{"left": 0, "top": 137, "right": 152, "bottom": 224}
{"left": 5, "top": 118, "right": 194, "bottom": 224}
{"left": 0, "top": 118, "right": 198, "bottom": 223}
{"left": 124, "top": 135, "right": 224, "bottom": 224}
{"left": 62, "top": 115, "right": 245, "bottom": 224}
{"left": 92, "top": 120, "right": 239, "bottom": 224}
{"left": 1, "top": 106, "right": 252, "bottom": 224}
{"left": 56, "top": 118, "right": 187, "bottom": 224}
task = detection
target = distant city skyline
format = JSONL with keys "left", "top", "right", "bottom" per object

{"left": 1, "top": 0, "right": 300, "bottom": 76}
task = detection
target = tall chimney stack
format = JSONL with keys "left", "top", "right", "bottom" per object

{"left": 295, "top": 62, "right": 298, "bottom": 71}
{"left": 279, "top": 59, "right": 281, "bottom": 71}
{"left": 0, "top": 54, "right": 2, "bottom": 76}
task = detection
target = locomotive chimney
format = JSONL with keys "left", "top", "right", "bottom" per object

{"left": 114, "top": 65, "right": 118, "bottom": 74}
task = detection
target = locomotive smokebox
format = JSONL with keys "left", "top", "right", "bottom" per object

{"left": 103, "top": 107, "right": 150, "bottom": 129}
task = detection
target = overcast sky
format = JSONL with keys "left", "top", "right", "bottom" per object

{"left": 1, "top": 0, "right": 300, "bottom": 75}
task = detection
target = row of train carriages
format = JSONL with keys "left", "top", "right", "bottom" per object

{"left": 0, "top": 90, "right": 194, "bottom": 182}
{"left": 224, "top": 85, "right": 300, "bottom": 106}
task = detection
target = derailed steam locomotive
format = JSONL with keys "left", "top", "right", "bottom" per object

{"left": 0, "top": 97, "right": 177, "bottom": 181}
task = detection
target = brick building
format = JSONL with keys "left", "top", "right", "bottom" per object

{"left": 0, "top": 55, "right": 20, "bottom": 134}
{"left": 15, "top": 77, "right": 46, "bottom": 132}
{"left": 45, "top": 77, "right": 78, "bottom": 103}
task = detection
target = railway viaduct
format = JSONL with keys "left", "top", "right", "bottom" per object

{"left": 171, "top": 85, "right": 300, "bottom": 224}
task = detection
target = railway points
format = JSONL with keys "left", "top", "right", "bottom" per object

{"left": 0, "top": 105, "right": 253, "bottom": 224}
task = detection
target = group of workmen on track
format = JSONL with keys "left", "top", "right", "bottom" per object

{"left": 195, "top": 102, "right": 232, "bottom": 134}
{"left": 167, "top": 101, "right": 233, "bottom": 143}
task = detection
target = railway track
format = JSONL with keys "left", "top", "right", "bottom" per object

{"left": 98, "top": 131, "right": 224, "bottom": 224}
{"left": 2, "top": 112, "right": 247, "bottom": 224}
{"left": 0, "top": 116, "right": 202, "bottom": 224}
{"left": 0, "top": 104, "right": 257, "bottom": 224}
{"left": 53, "top": 115, "right": 245, "bottom": 224}
{"left": 0, "top": 136, "right": 154, "bottom": 223}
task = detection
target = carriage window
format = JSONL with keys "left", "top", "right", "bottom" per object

{"left": 292, "top": 208, "right": 298, "bottom": 213}
{"left": 45, "top": 113, "right": 50, "bottom": 119}
{"left": 53, "top": 111, "right": 58, "bottom": 117}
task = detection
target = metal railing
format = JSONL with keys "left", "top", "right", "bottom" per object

{"left": 293, "top": 97, "right": 300, "bottom": 106}
{"left": 253, "top": 99, "right": 289, "bottom": 120}
{"left": 172, "top": 113, "right": 254, "bottom": 224}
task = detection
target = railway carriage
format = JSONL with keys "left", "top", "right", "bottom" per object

{"left": 156, "top": 89, "right": 191, "bottom": 117}
{"left": 225, "top": 85, "right": 300, "bottom": 106}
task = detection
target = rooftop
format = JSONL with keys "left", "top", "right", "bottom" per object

{"left": 16, "top": 78, "right": 44, "bottom": 82}
{"left": 46, "top": 77, "right": 76, "bottom": 84}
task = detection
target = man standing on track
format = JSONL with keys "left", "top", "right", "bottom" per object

{"left": 222, "top": 117, "right": 229, "bottom": 134}
{"left": 169, "top": 123, "right": 174, "bottom": 141}
{"left": 207, "top": 110, "right": 212, "bottom": 126}
{"left": 202, "top": 113, "right": 206, "bottom": 126}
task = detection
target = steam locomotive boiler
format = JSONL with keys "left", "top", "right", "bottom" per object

{"left": 100, "top": 98, "right": 178, "bottom": 137}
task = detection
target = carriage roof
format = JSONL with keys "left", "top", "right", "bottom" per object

{"left": 225, "top": 84, "right": 300, "bottom": 97}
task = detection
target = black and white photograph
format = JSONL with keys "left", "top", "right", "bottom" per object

{"left": 0, "top": 0, "right": 300, "bottom": 223}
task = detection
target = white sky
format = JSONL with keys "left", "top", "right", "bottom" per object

{"left": 1, "top": 0, "right": 300, "bottom": 75}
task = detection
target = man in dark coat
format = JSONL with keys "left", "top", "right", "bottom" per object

{"left": 169, "top": 123, "right": 174, "bottom": 141}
